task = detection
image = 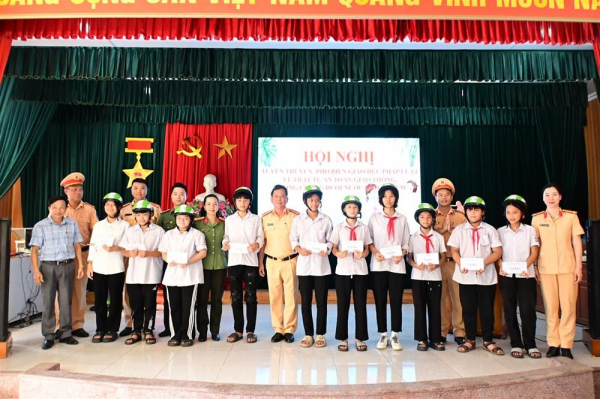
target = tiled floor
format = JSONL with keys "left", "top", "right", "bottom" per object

{"left": 1, "top": 305, "right": 598, "bottom": 385}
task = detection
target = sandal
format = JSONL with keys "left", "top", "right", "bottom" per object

{"left": 483, "top": 341, "right": 505, "bottom": 356}
{"left": 168, "top": 338, "right": 181, "bottom": 346}
{"left": 417, "top": 341, "right": 428, "bottom": 351}
{"left": 227, "top": 332, "right": 243, "bottom": 343}
{"left": 125, "top": 333, "right": 142, "bottom": 345}
{"left": 300, "top": 335, "right": 314, "bottom": 348}
{"left": 246, "top": 332, "right": 257, "bottom": 343}
{"left": 511, "top": 347, "right": 524, "bottom": 359}
{"left": 103, "top": 332, "right": 117, "bottom": 343}
{"left": 181, "top": 339, "right": 194, "bottom": 347}
{"left": 315, "top": 335, "right": 327, "bottom": 348}
{"left": 338, "top": 340, "right": 349, "bottom": 352}
{"left": 527, "top": 348, "right": 542, "bottom": 359}
{"left": 92, "top": 333, "right": 104, "bottom": 343}
{"left": 356, "top": 340, "right": 368, "bottom": 352}
{"left": 457, "top": 339, "right": 476, "bottom": 353}
{"left": 429, "top": 342, "right": 446, "bottom": 351}
{"left": 145, "top": 333, "right": 156, "bottom": 345}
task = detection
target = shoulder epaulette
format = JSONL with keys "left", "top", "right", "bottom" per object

{"left": 122, "top": 202, "right": 131, "bottom": 207}
{"left": 532, "top": 211, "right": 544, "bottom": 217}
{"left": 262, "top": 210, "right": 273, "bottom": 217}
{"left": 288, "top": 208, "right": 300, "bottom": 215}
{"left": 454, "top": 209, "right": 464, "bottom": 215}
{"left": 162, "top": 208, "right": 172, "bottom": 214}
{"left": 84, "top": 202, "right": 95, "bottom": 209}
{"left": 218, "top": 217, "right": 226, "bottom": 221}
{"left": 562, "top": 209, "right": 577, "bottom": 214}
{"left": 194, "top": 216, "right": 204, "bottom": 221}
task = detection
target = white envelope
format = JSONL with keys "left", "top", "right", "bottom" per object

{"left": 415, "top": 253, "right": 439, "bottom": 265}
{"left": 167, "top": 251, "right": 188, "bottom": 264}
{"left": 123, "top": 243, "right": 146, "bottom": 251}
{"left": 502, "top": 261, "right": 527, "bottom": 275}
{"left": 229, "top": 242, "right": 249, "bottom": 254}
{"left": 306, "top": 242, "right": 327, "bottom": 254}
{"left": 380, "top": 245, "right": 403, "bottom": 259}
{"left": 460, "top": 257, "right": 484, "bottom": 271}
{"left": 342, "top": 240, "right": 364, "bottom": 252}
{"left": 95, "top": 236, "right": 114, "bottom": 248}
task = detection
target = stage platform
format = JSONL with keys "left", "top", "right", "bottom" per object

{"left": 1, "top": 305, "right": 598, "bottom": 398}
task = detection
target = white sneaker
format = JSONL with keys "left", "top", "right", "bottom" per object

{"left": 391, "top": 335, "right": 403, "bottom": 351}
{"left": 377, "top": 335, "right": 389, "bottom": 350}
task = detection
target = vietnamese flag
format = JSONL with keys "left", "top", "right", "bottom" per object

{"left": 125, "top": 137, "right": 154, "bottom": 154}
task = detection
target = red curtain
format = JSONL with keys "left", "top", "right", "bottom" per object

{"left": 161, "top": 123, "right": 253, "bottom": 209}
{"left": 0, "top": 37, "right": 11, "bottom": 86}
{"left": 2, "top": 18, "right": 599, "bottom": 45}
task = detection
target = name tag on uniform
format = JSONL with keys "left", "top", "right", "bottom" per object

{"left": 380, "top": 245, "right": 403, "bottom": 259}
{"left": 460, "top": 258, "right": 484, "bottom": 271}
{"left": 416, "top": 253, "right": 439, "bottom": 265}
{"left": 539, "top": 224, "right": 550, "bottom": 227}
{"left": 342, "top": 240, "right": 363, "bottom": 252}
{"left": 502, "top": 262, "right": 527, "bottom": 275}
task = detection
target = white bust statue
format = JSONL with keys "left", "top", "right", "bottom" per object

{"left": 194, "top": 174, "right": 226, "bottom": 202}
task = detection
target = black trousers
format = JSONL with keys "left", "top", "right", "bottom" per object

{"left": 371, "top": 271, "right": 405, "bottom": 333}
{"left": 167, "top": 285, "right": 198, "bottom": 341}
{"left": 412, "top": 280, "right": 442, "bottom": 343}
{"left": 335, "top": 274, "right": 369, "bottom": 341}
{"left": 499, "top": 275, "right": 538, "bottom": 350}
{"left": 161, "top": 262, "right": 170, "bottom": 332}
{"left": 228, "top": 265, "right": 258, "bottom": 333}
{"left": 197, "top": 268, "right": 227, "bottom": 335}
{"left": 93, "top": 271, "right": 125, "bottom": 334}
{"left": 459, "top": 284, "right": 496, "bottom": 342}
{"left": 127, "top": 283, "right": 157, "bottom": 334}
{"left": 298, "top": 275, "right": 328, "bottom": 336}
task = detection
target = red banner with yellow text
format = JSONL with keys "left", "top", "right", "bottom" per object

{"left": 1, "top": 0, "right": 599, "bottom": 23}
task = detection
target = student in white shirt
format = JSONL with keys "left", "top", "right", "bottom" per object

{"left": 497, "top": 195, "right": 541, "bottom": 359}
{"left": 119, "top": 200, "right": 165, "bottom": 345}
{"left": 87, "top": 193, "right": 129, "bottom": 343}
{"left": 367, "top": 183, "right": 410, "bottom": 351}
{"left": 159, "top": 205, "right": 207, "bottom": 347}
{"left": 222, "top": 187, "right": 264, "bottom": 344}
{"left": 447, "top": 196, "right": 503, "bottom": 355}
{"left": 407, "top": 203, "right": 447, "bottom": 351}
{"left": 290, "top": 185, "right": 333, "bottom": 349}
{"left": 331, "top": 196, "right": 372, "bottom": 352}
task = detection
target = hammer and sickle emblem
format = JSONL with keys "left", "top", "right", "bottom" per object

{"left": 177, "top": 135, "right": 203, "bottom": 159}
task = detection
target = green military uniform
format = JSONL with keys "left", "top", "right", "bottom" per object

{"left": 157, "top": 208, "right": 177, "bottom": 232}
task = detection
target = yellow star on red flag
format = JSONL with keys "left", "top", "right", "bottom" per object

{"left": 214, "top": 136, "right": 238, "bottom": 159}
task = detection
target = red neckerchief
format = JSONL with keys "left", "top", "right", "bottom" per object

{"left": 384, "top": 215, "right": 397, "bottom": 241}
{"left": 346, "top": 225, "right": 358, "bottom": 258}
{"left": 471, "top": 227, "right": 480, "bottom": 253}
{"left": 420, "top": 234, "right": 433, "bottom": 253}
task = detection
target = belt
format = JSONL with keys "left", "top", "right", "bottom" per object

{"left": 265, "top": 253, "right": 299, "bottom": 262}
{"left": 42, "top": 259, "right": 73, "bottom": 265}
{"left": 81, "top": 245, "right": 89, "bottom": 252}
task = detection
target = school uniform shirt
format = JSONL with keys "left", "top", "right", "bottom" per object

{"left": 368, "top": 211, "right": 410, "bottom": 274}
{"left": 497, "top": 224, "right": 539, "bottom": 279}
{"left": 159, "top": 227, "right": 207, "bottom": 286}
{"left": 88, "top": 218, "right": 129, "bottom": 275}
{"left": 447, "top": 222, "right": 502, "bottom": 286}
{"left": 119, "top": 223, "right": 165, "bottom": 284}
{"left": 408, "top": 230, "right": 446, "bottom": 281}
{"left": 330, "top": 220, "right": 373, "bottom": 276}
{"left": 290, "top": 211, "right": 334, "bottom": 276}
{"left": 223, "top": 211, "right": 264, "bottom": 267}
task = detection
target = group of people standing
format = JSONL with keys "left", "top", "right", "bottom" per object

{"left": 29, "top": 174, "right": 584, "bottom": 360}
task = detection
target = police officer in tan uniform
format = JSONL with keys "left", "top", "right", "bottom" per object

{"left": 258, "top": 185, "right": 300, "bottom": 343}
{"left": 532, "top": 183, "right": 584, "bottom": 359}
{"left": 118, "top": 177, "right": 162, "bottom": 336}
{"left": 431, "top": 178, "right": 467, "bottom": 345}
{"left": 58, "top": 172, "right": 99, "bottom": 338}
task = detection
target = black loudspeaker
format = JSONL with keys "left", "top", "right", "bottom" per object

{"left": 0, "top": 218, "right": 11, "bottom": 342}
{"left": 586, "top": 220, "right": 600, "bottom": 339}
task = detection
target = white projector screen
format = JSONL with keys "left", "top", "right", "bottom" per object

{"left": 257, "top": 137, "right": 422, "bottom": 233}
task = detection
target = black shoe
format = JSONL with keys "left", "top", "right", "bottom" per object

{"left": 271, "top": 333, "right": 284, "bottom": 343}
{"left": 284, "top": 333, "right": 295, "bottom": 343}
{"left": 90, "top": 306, "right": 96, "bottom": 311}
{"left": 119, "top": 327, "right": 133, "bottom": 337}
{"left": 42, "top": 339, "right": 54, "bottom": 350}
{"left": 212, "top": 333, "right": 221, "bottom": 342}
{"left": 158, "top": 330, "right": 171, "bottom": 338}
{"left": 59, "top": 336, "right": 79, "bottom": 345}
{"left": 547, "top": 346, "right": 561, "bottom": 358}
{"left": 454, "top": 336, "right": 466, "bottom": 345}
{"left": 561, "top": 348, "right": 574, "bottom": 359}
{"left": 440, "top": 336, "right": 447, "bottom": 343}
{"left": 198, "top": 333, "right": 207, "bottom": 343}
{"left": 72, "top": 328, "right": 89, "bottom": 338}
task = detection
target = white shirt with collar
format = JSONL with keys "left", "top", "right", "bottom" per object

{"left": 408, "top": 230, "right": 446, "bottom": 281}
{"left": 119, "top": 223, "right": 165, "bottom": 284}
{"left": 368, "top": 211, "right": 410, "bottom": 274}
{"left": 159, "top": 227, "right": 207, "bottom": 286}
{"left": 88, "top": 217, "right": 129, "bottom": 275}
{"left": 290, "top": 211, "right": 334, "bottom": 276}
{"left": 497, "top": 223, "right": 539, "bottom": 279}
{"left": 223, "top": 211, "right": 264, "bottom": 267}
{"left": 447, "top": 221, "right": 502, "bottom": 286}
{"left": 330, "top": 219, "right": 373, "bottom": 276}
